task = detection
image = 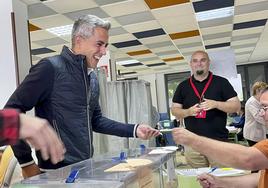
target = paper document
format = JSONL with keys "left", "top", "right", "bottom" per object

{"left": 159, "top": 128, "right": 173, "bottom": 133}
{"left": 105, "top": 159, "right": 152, "bottom": 172}
{"left": 176, "top": 167, "right": 244, "bottom": 177}
{"left": 148, "top": 146, "right": 177, "bottom": 154}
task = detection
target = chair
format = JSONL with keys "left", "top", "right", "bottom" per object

{"left": 0, "top": 146, "right": 17, "bottom": 188}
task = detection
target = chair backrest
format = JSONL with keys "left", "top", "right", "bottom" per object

{"left": 0, "top": 146, "right": 17, "bottom": 188}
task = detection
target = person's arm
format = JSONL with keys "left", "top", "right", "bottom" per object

{"left": 172, "top": 128, "right": 268, "bottom": 170}
{"left": 4, "top": 60, "right": 54, "bottom": 177}
{"left": 197, "top": 172, "right": 259, "bottom": 188}
{"left": 200, "top": 96, "right": 241, "bottom": 113}
{"left": 0, "top": 109, "right": 20, "bottom": 146}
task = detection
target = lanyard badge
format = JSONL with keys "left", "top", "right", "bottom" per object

{"left": 190, "top": 73, "right": 213, "bottom": 119}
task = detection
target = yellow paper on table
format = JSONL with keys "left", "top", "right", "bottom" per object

{"left": 105, "top": 159, "right": 152, "bottom": 172}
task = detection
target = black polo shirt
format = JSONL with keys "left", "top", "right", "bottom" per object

{"left": 172, "top": 73, "right": 237, "bottom": 141}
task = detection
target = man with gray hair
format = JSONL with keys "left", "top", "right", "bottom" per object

{"left": 5, "top": 15, "right": 160, "bottom": 178}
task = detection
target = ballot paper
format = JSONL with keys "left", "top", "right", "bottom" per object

{"left": 176, "top": 167, "right": 244, "bottom": 177}
{"left": 159, "top": 128, "right": 173, "bottom": 133}
{"left": 148, "top": 146, "right": 177, "bottom": 154}
{"left": 105, "top": 159, "right": 152, "bottom": 172}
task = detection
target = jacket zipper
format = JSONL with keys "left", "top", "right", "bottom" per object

{"left": 81, "top": 61, "right": 92, "bottom": 157}
{"left": 52, "top": 119, "right": 62, "bottom": 141}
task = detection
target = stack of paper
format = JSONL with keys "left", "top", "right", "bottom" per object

{"left": 176, "top": 167, "right": 244, "bottom": 177}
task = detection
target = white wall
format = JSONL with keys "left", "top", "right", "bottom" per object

{"left": 0, "top": 0, "right": 30, "bottom": 108}
{"left": 0, "top": 1, "right": 17, "bottom": 108}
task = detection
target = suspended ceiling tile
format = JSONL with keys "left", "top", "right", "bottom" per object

{"left": 22, "top": 0, "right": 40, "bottom": 5}
{"left": 176, "top": 41, "right": 203, "bottom": 49}
{"left": 144, "top": 0, "right": 190, "bottom": 9}
{"left": 234, "top": 10, "right": 268, "bottom": 24}
{"left": 127, "top": 53, "right": 157, "bottom": 60}
{"left": 151, "top": 3, "right": 194, "bottom": 19}
{"left": 232, "top": 43, "right": 257, "bottom": 49}
{"left": 118, "top": 45, "right": 148, "bottom": 53}
{"left": 150, "top": 45, "right": 178, "bottom": 53}
{"left": 31, "top": 47, "right": 55, "bottom": 55}
{"left": 205, "top": 42, "right": 230, "bottom": 49}
{"left": 30, "top": 30, "right": 57, "bottom": 41}
{"left": 233, "top": 19, "right": 267, "bottom": 30}
{"left": 202, "top": 31, "right": 232, "bottom": 40}
{"left": 109, "top": 27, "right": 128, "bottom": 36}
{"left": 127, "top": 49, "right": 152, "bottom": 56}
{"left": 146, "top": 62, "right": 166, "bottom": 67}
{"left": 109, "top": 33, "right": 136, "bottom": 43}
{"left": 115, "top": 11, "right": 155, "bottom": 25}
{"left": 169, "top": 30, "right": 200, "bottom": 40}
{"left": 30, "top": 14, "right": 73, "bottom": 29}
{"left": 234, "top": 47, "right": 255, "bottom": 53}
{"left": 105, "top": 17, "right": 121, "bottom": 28}
{"left": 235, "top": 51, "right": 252, "bottom": 56}
{"left": 146, "top": 41, "right": 174, "bottom": 49}
{"left": 232, "top": 27, "right": 264, "bottom": 36}
{"left": 133, "top": 28, "right": 166, "bottom": 39}
{"left": 94, "top": 0, "right": 129, "bottom": 6}
{"left": 231, "top": 38, "right": 259, "bottom": 45}
{"left": 112, "top": 40, "right": 142, "bottom": 48}
{"left": 200, "top": 24, "right": 233, "bottom": 35}
{"left": 163, "top": 56, "right": 184, "bottom": 62}
{"left": 199, "top": 16, "right": 233, "bottom": 28}
{"left": 64, "top": 7, "right": 110, "bottom": 21}
{"left": 44, "top": 0, "right": 98, "bottom": 14}
{"left": 235, "top": 0, "right": 267, "bottom": 6}
{"left": 29, "top": 23, "right": 41, "bottom": 32}
{"left": 48, "top": 44, "right": 65, "bottom": 52}
{"left": 30, "top": 42, "right": 43, "bottom": 49}
{"left": 158, "top": 16, "right": 199, "bottom": 33}
{"left": 34, "top": 37, "right": 68, "bottom": 46}
{"left": 231, "top": 33, "right": 261, "bottom": 41}
{"left": 122, "top": 62, "right": 144, "bottom": 67}
{"left": 203, "top": 37, "right": 231, "bottom": 45}
{"left": 28, "top": 3, "right": 57, "bottom": 19}
{"left": 31, "top": 55, "right": 42, "bottom": 61}
{"left": 142, "top": 59, "right": 162, "bottom": 65}
{"left": 138, "top": 35, "right": 171, "bottom": 45}
{"left": 123, "top": 20, "right": 162, "bottom": 33}
{"left": 136, "top": 56, "right": 160, "bottom": 63}
{"left": 155, "top": 50, "right": 180, "bottom": 56}
{"left": 235, "top": 1, "right": 268, "bottom": 15}
{"left": 101, "top": 0, "right": 149, "bottom": 17}
{"left": 193, "top": 0, "right": 234, "bottom": 12}
{"left": 180, "top": 47, "right": 205, "bottom": 54}
{"left": 235, "top": 54, "right": 250, "bottom": 63}
{"left": 172, "top": 35, "right": 203, "bottom": 45}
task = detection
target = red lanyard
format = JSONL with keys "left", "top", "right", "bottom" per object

{"left": 189, "top": 72, "right": 213, "bottom": 102}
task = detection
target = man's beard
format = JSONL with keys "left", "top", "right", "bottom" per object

{"left": 196, "top": 70, "right": 204, "bottom": 75}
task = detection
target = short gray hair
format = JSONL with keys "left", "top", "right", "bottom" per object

{"left": 71, "top": 15, "right": 111, "bottom": 46}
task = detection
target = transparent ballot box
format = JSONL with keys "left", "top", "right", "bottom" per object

{"left": 12, "top": 148, "right": 177, "bottom": 188}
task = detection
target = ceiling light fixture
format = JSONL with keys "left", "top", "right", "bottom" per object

{"left": 46, "top": 24, "right": 73, "bottom": 36}
{"left": 195, "top": 6, "right": 234, "bottom": 22}
{"left": 116, "top": 59, "right": 140, "bottom": 65}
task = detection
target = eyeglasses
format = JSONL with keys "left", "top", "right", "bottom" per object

{"left": 259, "top": 106, "right": 268, "bottom": 114}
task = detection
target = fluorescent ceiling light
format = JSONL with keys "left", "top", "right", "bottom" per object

{"left": 116, "top": 59, "right": 139, "bottom": 65}
{"left": 196, "top": 7, "right": 234, "bottom": 21}
{"left": 46, "top": 24, "right": 73, "bottom": 36}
